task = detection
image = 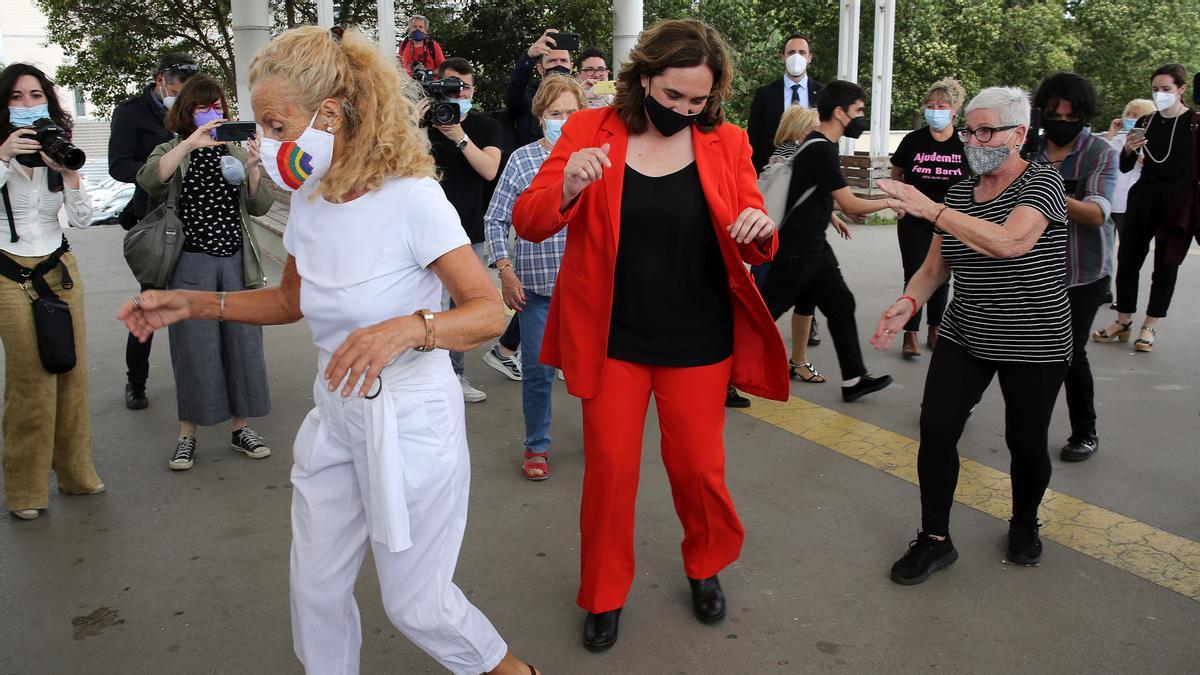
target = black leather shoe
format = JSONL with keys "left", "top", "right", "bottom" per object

{"left": 724, "top": 386, "right": 751, "bottom": 409}
{"left": 583, "top": 608, "right": 621, "bottom": 652}
{"left": 1060, "top": 433, "right": 1098, "bottom": 462}
{"left": 808, "top": 318, "right": 822, "bottom": 346}
{"left": 841, "top": 374, "right": 893, "bottom": 402}
{"left": 687, "top": 575, "right": 726, "bottom": 624}
{"left": 125, "top": 383, "right": 149, "bottom": 410}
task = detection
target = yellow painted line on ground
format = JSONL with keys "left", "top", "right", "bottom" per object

{"left": 738, "top": 396, "right": 1200, "bottom": 602}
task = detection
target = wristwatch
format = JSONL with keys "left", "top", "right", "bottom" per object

{"left": 456, "top": 135, "right": 470, "bottom": 151}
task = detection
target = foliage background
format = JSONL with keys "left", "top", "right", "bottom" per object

{"left": 37, "top": 0, "right": 1200, "bottom": 130}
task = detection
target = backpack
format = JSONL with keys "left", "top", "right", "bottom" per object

{"left": 757, "top": 136, "right": 830, "bottom": 226}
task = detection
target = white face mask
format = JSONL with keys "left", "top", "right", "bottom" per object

{"left": 162, "top": 96, "right": 177, "bottom": 110}
{"left": 786, "top": 53, "right": 807, "bottom": 78}
{"left": 258, "top": 111, "right": 336, "bottom": 192}
{"left": 1153, "top": 91, "right": 1177, "bottom": 112}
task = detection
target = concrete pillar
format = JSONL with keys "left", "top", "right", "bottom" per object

{"left": 836, "top": 0, "right": 861, "bottom": 156}
{"left": 869, "top": 0, "right": 896, "bottom": 158}
{"left": 231, "top": 0, "right": 272, "bottom": 121}
{"left": 377, "top": 0, "right": 396, "bottom": 59}
{"left": 613, "top": 0, "right": 643, "bottom": 72}
{"left": 316, "top": 0, "right": 335, "bottom": 27}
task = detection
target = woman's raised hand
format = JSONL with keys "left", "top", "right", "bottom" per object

{"left": 118, "top": 291, "right": 193, "bottom": 342}
{"left": 562, "top": 143, "right": 611, "bottom": 205}
{"left": 184, "top": 119, "right": 226, "bottom": 150}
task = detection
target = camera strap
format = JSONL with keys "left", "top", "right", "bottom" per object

{"left": 0, "top": 235, "right": 72, "bottom": 299}
{"left": 3, "top": 185, "right": 16, "bottom": 243}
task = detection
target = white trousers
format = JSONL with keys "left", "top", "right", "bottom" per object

{"left": 289, "top": 362, "right": 508, "bottom": 674}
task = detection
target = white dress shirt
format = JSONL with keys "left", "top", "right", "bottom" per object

{"left": 782, "top": 74, "right": 811, "bottom": 111}
{"left": 0, "top": 160, "right": 92, "bottom": 257}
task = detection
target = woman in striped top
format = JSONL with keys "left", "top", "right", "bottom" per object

{"left": 873, "top": 87, "right": 1071, "bottom": 586}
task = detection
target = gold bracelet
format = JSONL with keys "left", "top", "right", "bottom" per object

{"left": 413, "top": 309, "right": 436, "bottom": 352}
{"left": 496, "top": 262, "right": 514, "bottom": 272}
{"left": 217, "top": 291, "right": 226, "bottom": 321}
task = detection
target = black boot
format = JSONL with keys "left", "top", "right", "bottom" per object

{"left": 687, "top": 575, "right": 726, "bottom": 624}
{"left": 724, "top": 386, "right": 750, "bottom": 409}
{"left": 1060, "top": 432, "right": 1098, "bottom": 462}
{"left": 1007, "top": 519, "right": 1043, "bottom": 565}
{"left": 125, "top": 383, "right": 149, "bottom": 410}
{"left": 583, "top": 608, "right": 621, "bottom": 652}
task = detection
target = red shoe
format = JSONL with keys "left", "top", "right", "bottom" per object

{"left": 522, "top": 450, "right": 549, "bottom": 481}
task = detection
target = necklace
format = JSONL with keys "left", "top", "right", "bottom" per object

{"left": 1141, "top": 111, "right": 1183, "bottom": 164}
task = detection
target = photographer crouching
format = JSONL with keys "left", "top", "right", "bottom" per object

{"left": 0, "top": 63, "right": 104, "bottom": 521}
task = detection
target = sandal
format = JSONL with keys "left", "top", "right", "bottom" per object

{"left": 789, "top": 360, "right": 826, "bottom": 383}
{"left": 1134, "top": 326, "right": 1156, "bottom": 353}
{"left": 1092, "top": 320, "right": 1132, "bottom": 343}
{"left": 522, "top": 451, "right": 549, "bottom": 481}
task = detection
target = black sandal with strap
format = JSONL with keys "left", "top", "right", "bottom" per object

{"left": 789, "top": 360, "right": 826, "bottom": 383}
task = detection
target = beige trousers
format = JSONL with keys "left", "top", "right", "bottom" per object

{"left": 0, "top": 251, "right": 101, "bottom": 511}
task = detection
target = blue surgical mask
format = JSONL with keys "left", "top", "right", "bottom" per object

{"left": 8, "top": 104, "right": 50, "bottom": 127}
{"left": 411, "top": 29, "right": 427, "bottom": 42}
{"left": 544, "top": 118, "right": 566, "bottom": 144}
{"left": 1121, "top": 117, "right": 1137, "bottom": 133}
{"left": 454, "top": 98, "right": 473, "bottom": 117}
{"left": 924, "top": 108, "right": 952, "bottom": 131}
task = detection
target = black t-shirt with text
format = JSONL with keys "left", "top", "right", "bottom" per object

{"left": 890, "top": 127, "right": 970, "bottom": 203}
{"left": 429, "top": 111, "right": 503, "bottom": 243}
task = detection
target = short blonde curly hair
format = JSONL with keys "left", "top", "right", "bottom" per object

{"left": 925, "top": 78, "right": 967, "bottom": 111}
{"left": 249, "top": 26, "right": 435, "bottom": 200}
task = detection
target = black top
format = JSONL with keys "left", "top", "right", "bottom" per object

{"left": 778, "top": 131, "right": 844, "bottom": 259}
{"left": 109, "top": 84, "right": 174, "bottom": 228}
{"left": 179, "top": 146, "right": 243, "bottom": 257}
{"left": 608, "top": 162, "right": 733, "bottom": 367}
{"left": 891, "top": 127, "right": 972, "bottom": 232}
{"left": 1121, "top": 109, "right": 1196, "bottom": 183}
{"left": 429, "top": 111, "right": 503, "bottom": 243}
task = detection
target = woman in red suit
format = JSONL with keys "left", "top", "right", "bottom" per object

{"left": 512, "top": 19, "right": 790, "bottom": 652}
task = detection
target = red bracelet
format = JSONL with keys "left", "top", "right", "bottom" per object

{"left": 898, "top": 295, "right": 918, "bottom": 315}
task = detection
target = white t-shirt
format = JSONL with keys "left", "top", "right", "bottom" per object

{"left": 1107, "top": 132, "right": 1141, "bottom": 214}
{"left": 283, "top": 176, "right": 469, "bottom": 369}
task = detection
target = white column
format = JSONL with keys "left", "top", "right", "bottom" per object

{"left": 613, "top": 0, "right": 643, "bottom": 72}
{"left": 836, "top": 0, "right": 861, "bottom": 156}
{"left": 869, "top": 0, "right": 896, "bottom": 158}
{"left": 316, "top": 0, "right": 335, "bottom": 27}
{"left": 377, "top": 0, "right": 396, "bottom": 59}
{"left": 231, "top": 0, "right": 272, "bottom": 121}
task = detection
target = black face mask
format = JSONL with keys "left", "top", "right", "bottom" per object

{"left": 843, "top": 113, "right": 868, "bottom": 139}
{"left": 1042, "top": 118, "right": 1085, "bottom": 147}
{"left": 643, "top": 90, "right": 700, "bottom": 137}
{"left": 545, "top": 65, "right": 571, "bottom": 77}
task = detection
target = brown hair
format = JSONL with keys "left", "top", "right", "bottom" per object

{"left": 612, "top": 19, "right": 735, "bottom": 135}
{"left": 774, "top": 106, "right": 818, "bottom": 146}
{"left": 249, "top": 26, "right": 434, "bottom": 201}
{"left": 1151, "top": 63, "right": 1188, "bottom": 88}
{"left": 924, "top": 77, "right": 967, "bottom": 110}
{"left": 532, "top": 76, "right": 587, "bottom": 118}
{"left": 165, "top": 75, "right": 229, "bottom": 138}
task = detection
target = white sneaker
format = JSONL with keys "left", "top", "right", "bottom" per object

{"left": 557, "top": 369, "right": 565, "bottom": 382}
{"left": 459, "top": 375, "right": 487, "bottom": 403}
{"left": 482, "top": 344, "right": 522, "bottom": 381}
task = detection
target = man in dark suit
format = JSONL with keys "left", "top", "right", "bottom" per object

{"left": 747, "top": 33, "right": 823, "bottom": 174}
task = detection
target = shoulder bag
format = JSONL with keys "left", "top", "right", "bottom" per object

{"left": 122, "top": 169, "right": 185, "bottom": 288}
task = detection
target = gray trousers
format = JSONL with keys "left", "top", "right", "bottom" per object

{"left": 167, "top": 251, "right": 270, "bottom": 427}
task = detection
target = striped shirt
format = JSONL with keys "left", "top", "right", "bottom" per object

{"left": 937, "top": 162, "right": 1072, "bottom": 363}
{"left": 1029, "top": 128, "right": 1118, "bottom": 288}
{"left": 484, "top": 140, "right": 567, "bottom": 296}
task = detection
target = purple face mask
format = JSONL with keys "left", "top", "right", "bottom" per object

{"left": 193, "top": 107, "right": 225, "bottom": 138}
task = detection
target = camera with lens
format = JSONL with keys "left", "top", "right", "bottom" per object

{"left": 416, "top": 72, "right": 466, "bottom": 127}
{"left": 15, "top": 118, "right": 86, "bottom": 171}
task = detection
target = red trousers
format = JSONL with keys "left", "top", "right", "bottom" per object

{"left": 577, "top": 357, "right": 745, "bottom": 613}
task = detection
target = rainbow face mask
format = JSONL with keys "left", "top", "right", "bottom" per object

{"left": 259, "top": 111, "right": 334, "bottom": 192}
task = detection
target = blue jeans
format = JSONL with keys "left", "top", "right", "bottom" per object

{"left": 517, "top": 291, "right": 554, "bottom": 453}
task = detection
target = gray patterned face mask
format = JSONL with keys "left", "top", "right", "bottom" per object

{"left": 964, "top": 129, "right": 1015, "bottom": 175}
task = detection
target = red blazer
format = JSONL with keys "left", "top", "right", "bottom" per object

{"left": 512, "top": 107, "right": 790, "bottom": 402}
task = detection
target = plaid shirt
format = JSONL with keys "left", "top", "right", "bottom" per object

{"left": 485, "top": 141, "right": 568, "bottom": 296}
{"left": 1031, "top": 128, "right": 1119, "bottom": 288}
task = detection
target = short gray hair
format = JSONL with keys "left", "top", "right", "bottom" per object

{"left": 410, "top": 14, "right": 429, "bottom": 28}
{"left": 965, "top": 86, "right": 1030, "bottom": 127}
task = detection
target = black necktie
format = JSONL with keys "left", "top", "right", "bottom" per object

{"left": 791, "top": 83, "right": 801, "bottom": 106}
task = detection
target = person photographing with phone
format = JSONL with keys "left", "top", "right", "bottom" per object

{"left": 506, "top": 28, "right": 576, "bottom": 146}
{"left": 136, "top": 74, "right": 274, "bottom": 471}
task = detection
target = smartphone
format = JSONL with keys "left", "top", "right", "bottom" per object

{"left": 215, "top": 121, "right": 257, "bottom": 142}
{"left": 1128, "top": 126, "right": 1147, "bottom": 141}
{"left": 591, "top": 80, "right": 617, "bottom": 95}
{"left": 547, "top": 31, "right": 580, "bottom": 51}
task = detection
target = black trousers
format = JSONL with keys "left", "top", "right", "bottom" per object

{"left": 896, "top": 217, "right": 949, "bottom": 332}
{"left": 761, "top": 241, "right": 865, "bottom": 380}
{"left": 917, "top": 339, "right": 1067, "bottom": 536}
{"left": 126, "top": 281, "right": 156, "bottom": 387}
{"left": 499, "top": 313, "right": 520, "bottom": 352}
{"left": 1115, "top": 179, "right": 1184, "bottom": 318}
{"left": 1064, "top": 276, "right": 1110, "bottom": 438}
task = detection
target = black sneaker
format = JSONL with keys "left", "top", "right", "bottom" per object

{"left": 1007, "top": 519, "right": 1042, "bottom": 565}
{"left": 125, "top": 383, "right": 149, "bottom": 410}
{"left": 842, "top": 374, "right": 893, "bottom": 402}
{"left": 808, "top": 318, "right": 822, "bottom": 346}
{"left": 890, "top": 532, "right": 958, "bottom": 585}
{"left": 725, "top": 386, "right": 751, "bottom": 408}
{"left": 1060, "top": 433, "right": 1098, "bottom": 462}
{"left": 232, "top": 427, "right": 272, "bottom": 459}
{"left": 169, "top": 436, "right": 197, "bottom": 471}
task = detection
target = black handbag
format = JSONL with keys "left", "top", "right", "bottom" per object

{"left": 1, "top": 187, "right": 76, "bottom": 373}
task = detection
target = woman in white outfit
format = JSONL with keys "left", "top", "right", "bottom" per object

{"left": 118, "top": 26, "right": 538, "bottom": 675}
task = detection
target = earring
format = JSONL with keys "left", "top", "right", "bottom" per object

{"left": 326, "top": 126, "right": 334, "bottom": 132}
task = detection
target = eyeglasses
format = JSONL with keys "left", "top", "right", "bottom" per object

{"left": 194, "top": 102, "right": 224, "bottom": 113}
{"left": 956, "top": 125, "right": 1017, "bottom": 143}
{"left": 579, "top": 67, "right": 608, "bottom": 76}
